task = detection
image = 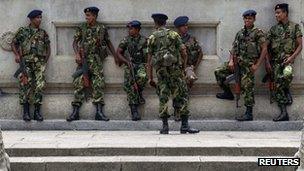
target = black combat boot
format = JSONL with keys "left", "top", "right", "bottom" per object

{"left": 216, "top": 88, "right": 234, "bottom": 100}
{"left": 139, "top": 91, "right": 145, "bottom": 105}
{"left": 22, "top": 102, "right": 31, "bottom": 121}
{"left": 33, "top": 104, "right": 43, "bottom": 121}
{"left": 160, "top": 117, "right": 169, "bottom": 134}
{"left": 180, "top": 116, "right": 200, "bottom": 134}
{"left": 236, "top": 106, "right": 253, "bottom": 121}
{"left": 66, "top": 105, "right": 80, "bottom": 122}
{"left": 284, "top": 88, "right": 293, "bottom": 105}
{"left": 273, "top": 105, "right": 289, "bottom": 122}
{"left": 173, "top": 108, "right": 181, "bottom": 122}
{"left": 95, "top": 103, "right": 109, "bottom": 121}
{"left": 130, "top": 105, "right": 141, "bottom": 121}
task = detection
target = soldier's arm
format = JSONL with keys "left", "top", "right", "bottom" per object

{"left": 11, "top": 40, "right": 21, "bottom": 63}
{"left": 253, "top": 42, "right": 267, "bottom": 72}
{"left": 116, "top": 47, "right": 130, "bottom": 66}
{"left": 289, "top": 37, "right": 303, "bottom": 61}
{"left": 180, "top": 45, "right": 188, "bottom": 69}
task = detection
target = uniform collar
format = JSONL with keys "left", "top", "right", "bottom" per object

{"left": 243, "top": 25, "right": 255, "bottom": 31}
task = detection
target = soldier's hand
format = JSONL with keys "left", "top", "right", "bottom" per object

{"left": 15, "top": 55, "right": 21, "bottom": 63}
{"left": 250, "top": 64, "right": 258, "bottom": 73}
{"left": 149, "top": 79, "right": 156, "bottom": 88}
{"left": 228, "top": 60, "right": 234, "bottom": 71}
{"left": 283, "top": 56, "right": 294, "bottom": 65}
{"left": 75, "top": 54, "right": 82, "bottom": 64}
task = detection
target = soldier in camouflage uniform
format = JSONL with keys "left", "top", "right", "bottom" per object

{"left": 12, "top": 10, "right": 50, "bottom": 122}
{"left": 117, "top": 20, "right": 148, "bottom": 121}
{"left": 267, "top": 3, "right": 303, "bottom": 121}
{"left": 214, "top": 10, "right": 267, "bottom": 121}
{"left": 67, "top": 7, "right": 119, "bottom": 122}
{"left": 147, "top": 13, "right": 199, "bottom": 134}
{"left": 173, "top": 16, "right": 203, "bottom": 121}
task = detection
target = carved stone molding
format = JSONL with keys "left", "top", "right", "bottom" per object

{"left": 0, "top": 31, "right": 15, "bottom": 52}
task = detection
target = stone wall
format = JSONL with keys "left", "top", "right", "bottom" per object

{"left": 0, "top": 0, "right": 303, "bottom": 120}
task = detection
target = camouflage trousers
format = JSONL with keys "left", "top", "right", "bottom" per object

{"left": 71, "top": 59, "right": 105, "bottom": 107}
{"left": 123, "top": 63, "right": 147, "bottom": 105}
{"left": 273, "top": 62, "right": 293, "bottom": 105}
{"left": 155, "top": 65, "right": 189, "bottom": 118}
{"left": 214, "top": 62, "right": 255, "bottom": 107}
{"left": 18, "top": 58, "right": 46, "bottom": 105}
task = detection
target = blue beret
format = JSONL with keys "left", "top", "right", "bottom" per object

{"left": 174, "top": 16, "right": 189, "bottom": 27}
{"left": 275, "top": 3, "right": 288, "bottom": 12}
{"left": 242, "top": 10, "right": 257, "bottom": 17}
{"left": 27, "top": 10, "right": 42, "bottom": 19}
{"left": 151, "top": 13, "right": 168, "bottom": 21}
{"left": 84, "top": 6, "right": 99, "bottom": 14}
{"left": 127, "top": 20, "right": 141, "bottom": 29}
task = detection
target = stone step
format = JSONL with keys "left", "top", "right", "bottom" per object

{"left": 3, "top": 131, "right": 300, "bottom": 157}
{"left": 0, "top": 120, "right": 302, "bottom": 131}
{"left": 9, "top": 156, "right": 297, "bottom": 171}
{"left": 0, "top": 94, "right": 303, "bottom": 120}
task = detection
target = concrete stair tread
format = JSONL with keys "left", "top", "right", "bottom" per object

{"left": 3, "top": 131, "right": 301, "bottom": 157}
{"left": 9, "top": 155, "right": 295, "bottom": 162}
{"left": 0, "top": 119, "right": 302, "bottom": 131}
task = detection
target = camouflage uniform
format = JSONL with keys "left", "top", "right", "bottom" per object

{"left": 147, "top": 27, "right": 189, "bottom": 118}
{"left": 118, "top": 35, "right": 148, "bottom": 105}
{"left": 182, "top": 33, "right": 202, "bottom": 67}
{"left": 214, "top": 26, "right": 266, "bottom": 107}
{"left": 268, "top": 21, "right": 302, "bottom": 105}
{"left": 13, "top": 25, "right": 50, "bottom": 105}
{"left": 72, "top": 22, "right": 109, "bottom": 107}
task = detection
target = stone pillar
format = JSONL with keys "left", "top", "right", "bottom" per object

{"left": 296, "top": 119, "right": 304, "bottom": 171}
{"left": 0, "top": 131, "right": 10, "bottom": 171}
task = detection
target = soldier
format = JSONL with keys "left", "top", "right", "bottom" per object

{"left": 173, "top": 16, "right": 203, "bottom": 121}
{"left": 147, "top": 13, "right": 199, "bottom": 134}
{"left": 116, "top": 20, "right": 148, "bottom": 121}
{"left": 214, "top": 10, "right": 267, "bottom": 121}
{"left": 12, "top": 10, "right": 50, "bottom": 121}
{"left": 66, "top": 7, "right": 119, "bottom": 122}
{"left": 267, "top": 3, "right": 302, "bottom": 121}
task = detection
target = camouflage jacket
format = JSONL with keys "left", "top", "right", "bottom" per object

{"left": 13, "top": 25, "right": 50, "bottom": 60}
{"left": 118, "top": 35, "right": 148, "bottom": 64}
{"left": 181, "top": 33, "right": 202, "bottom": 66}
{"left": 231, "top": 26, "right": 266, "bottom": 65}
{"left": 147, "top": 27, "right": 184, "bottom": 68}
{"left": 74, "top": 22, "right": 109, "bottom": 59}
{"left": 268, "top": 21, "right": 302, "bottom": 62}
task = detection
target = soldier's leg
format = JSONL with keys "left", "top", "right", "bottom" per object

{"left": 67, "top": 75, "right": 85, "bottom": 121}
{"left": 156, "top": 68, "right": 171, "bottom": 134}
{"left": 136, "top": 64, "right": 148, "bottom": 105}
{"left": 214, "top": 62, "right": 234, "bottom": 100}
{"left": 32, "top": 60, "right": 46, "bottom": 121}
{"left": 170, "top": 67, "right": 199, "bottom": 134}
{"left": 123, "top": 65, "right": 140, "bottom": 121}
{"left": 18, "top": 62, "right": 33, "bottom": 121}
{"left": 91, "top": 64, "right": 109, "bottom": 121}
{"left": 273, "top": 65, "right": 292, "bottom": 121}
{"left": 236, "top": 69, "right": 254, "bottom": 121}
{"left": 282, "top": 65, "right": 293, "bottom": 105}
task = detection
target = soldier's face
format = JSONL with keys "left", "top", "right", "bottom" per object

{"left": 128, "top": 27, "right": 140, "bottom": 36}
{"left": 275, "top": 9, "right": 288, "bottom": 22}
{"left": 243, "top": 16, "right": 255, "bottom": 28}
{"left": 178, "top": 25, "right": 188, "bottom": 35}
{"left": 31, "top": 15, "right": 42, "bottom": 27}
{"left": 85, "top": 12, "right": 97, "bottom": 24}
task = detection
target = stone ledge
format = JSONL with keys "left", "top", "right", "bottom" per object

{"left": 0, "top": 120, "right": 301, "bottom": 131}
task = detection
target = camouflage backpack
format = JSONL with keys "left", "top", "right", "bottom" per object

{"left": 152, "top": 29, "right": 178, "bottom": 67}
